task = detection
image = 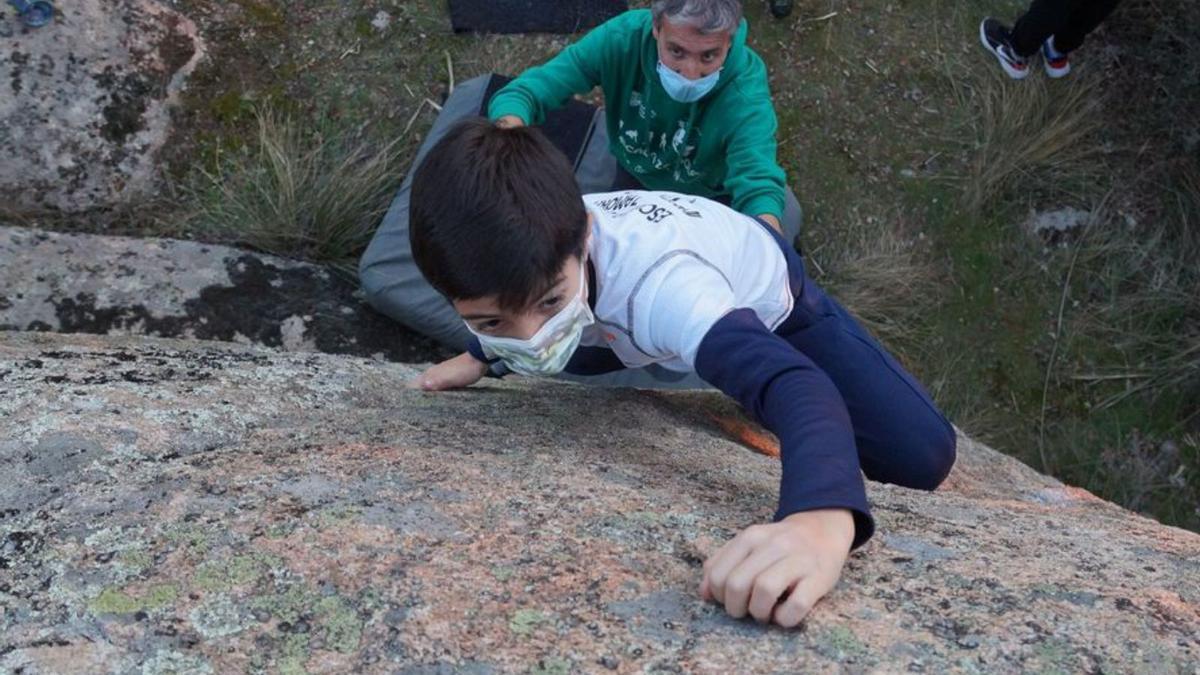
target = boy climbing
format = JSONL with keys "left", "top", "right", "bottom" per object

{"left": 405, "top": 119, "right": 957, "bottom": 626}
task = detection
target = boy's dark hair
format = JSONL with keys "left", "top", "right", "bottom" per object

{"left": 409, "top": 117, "right": 588, "bottom": 311}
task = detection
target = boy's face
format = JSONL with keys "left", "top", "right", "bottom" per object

{"left": 653, "top": 17, "right": 732, "bottom": 81}
{"left": 453, "top": 252, "right": 586, "bottom": 342}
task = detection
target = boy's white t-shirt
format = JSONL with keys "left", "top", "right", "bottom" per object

{"left": 581, "top": 190, "right": 794, "bottom": 372}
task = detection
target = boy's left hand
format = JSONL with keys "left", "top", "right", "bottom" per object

{"left": 699, "top": 508, "right": 854, "bottom": 628}
{"left": 408, "top": 352, "right": 489, "bottom": 391}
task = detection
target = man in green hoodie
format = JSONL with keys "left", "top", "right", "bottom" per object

{"left": 490, "top": 0, "right": 801, "bottom": 239}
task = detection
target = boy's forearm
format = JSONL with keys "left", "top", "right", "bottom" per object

{"left": 695, "top": 309, "right": 875, "bottom": 548}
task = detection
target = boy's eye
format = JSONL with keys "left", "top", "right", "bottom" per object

{"left": 541, "top": 295, "right": 563, "bottom": 310}
{"left": 702, "top": 52, "right": 716, "bottom": 62}
{"left": 669, "top": 47, "right": 684, "bottom": 58}
{"left": 476, "top": 320, "right": 502, "bottom": 333}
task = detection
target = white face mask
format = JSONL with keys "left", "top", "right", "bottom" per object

{"left": 467, "top": 262, "right": 594, "bottom": 377}
{"left": 656, "top": 61, "right": 722, "bottom": 103}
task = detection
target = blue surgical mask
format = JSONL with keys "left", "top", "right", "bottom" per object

{"left": 656, "top": 61, "right": 722, "bottom": 103}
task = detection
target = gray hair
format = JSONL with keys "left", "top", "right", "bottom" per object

{"left": 651, "top": 0, "right": 743, "bottom": 35}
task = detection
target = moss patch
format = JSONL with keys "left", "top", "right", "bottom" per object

{"left": 314, "top": 596, "right": 363, "bottom": 654}
{"left": 90, "top": 583, "right": 179, "bottom": 615}
{"left": 249, "top": 584, "right": 318, "bottom": 625}
{"left": 278, "top": 633, "right": 310, "bottom": 675}
{"left": 193, "top": 553, "right": 280, "bottom": 592}
{"left": 509, "top": 608, "right": 545, "bottom": 637}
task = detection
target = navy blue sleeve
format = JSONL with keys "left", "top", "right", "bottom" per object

{"left": 694, "top": 308, "right": 875, "bottom": 549}
{"left": 564, "top": 345, "right": 628, "bottom": 376}
{"left": 465, "top": 336, "right": 490, "bottom": 364}
{"left": 465, "top": 337, "right": 510, "bottom": 379}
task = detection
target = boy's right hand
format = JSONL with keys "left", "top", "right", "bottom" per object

{"left": 408, "top": 352, "right": 489, "bottom": 391}
{"left": 699, "top": 508, "right": 854, "bottom": 628}
{"left": 495, "top": 115, "right": 525, "bottom": 129}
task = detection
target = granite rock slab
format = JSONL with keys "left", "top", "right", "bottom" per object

{"left": 0, "top": 331, "right": 1197, "bottom": 673}
{"left": 0, "top": 226, "right": 447, "bottom": 363}
{"left": 0, "top": 0, "right": 203, "bottom": 213}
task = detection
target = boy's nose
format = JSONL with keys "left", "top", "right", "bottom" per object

{"left": 512, "top": 315, "right": 548, "bottom": 341}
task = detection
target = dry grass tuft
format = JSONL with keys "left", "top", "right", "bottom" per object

{"left": 951, "top": 68, "right": 1105, "bottom": 211}
{"left": 179, "top": 109, "right": 404, "bottom": 275}
{"left": 1083, "top": 165, "right": 1200, "bottom": 409}
{"left": 813, "top": 218, "right": 937, "bottom": 351}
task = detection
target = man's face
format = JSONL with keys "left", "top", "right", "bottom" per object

{"left": 453, "top": 254, "right": 585, "bottom": 341}
{"left": 653, "top": 17, "right": 733, "bottom": 81}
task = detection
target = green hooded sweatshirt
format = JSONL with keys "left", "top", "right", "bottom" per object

{"left": 488, "top": 9, "right": 786, "bottom": 220}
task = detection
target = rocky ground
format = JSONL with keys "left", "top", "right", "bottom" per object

{"left": 0, "top": 226, "right": 447, "bottom": 363}
{"left": 2, "top": 331, "right": 1198, "bottom": 673}
{"left": 1, "top": 0, "right": 205, "bottom": 213}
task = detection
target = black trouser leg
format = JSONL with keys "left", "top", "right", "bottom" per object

{"left": 1010, "top": 0, "right": 1071, "bottom": 57}
{"left": 1053, "top": 0, "right": 1121, "bottom": 53}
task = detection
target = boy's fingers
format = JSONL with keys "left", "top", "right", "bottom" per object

{"left": 771, "top": 573, "right": 826, "bottom": 628}
{"left": 722, "top": 547, "right": 789, "bottom": 620}
{"left": 747, "top": 558, "right": 803, "bottom": 623}
{"left": 410, "top": 374, "right": 445, "bottom": 391}
{"left": 703, "top": 536, "right": 756, "bottom": 606}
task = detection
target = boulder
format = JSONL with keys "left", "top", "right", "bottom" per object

{"left": 0, "top": 226, "right": 447, "bottom": 363}
{"left": 0, "top": 0, "right": 204, "bottom": 213}
{"left": 1, "top": 331, "right": 1197, "bottom": 673}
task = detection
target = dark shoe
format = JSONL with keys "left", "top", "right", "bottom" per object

{"left": 1041, "top": 35, "right": 1071, "bottom": 78}
{"left": 769, "top": 0, "right": 793, "bottom": 19}
{"left": 979, "top": 18, "right": 1029, "bottom": 80}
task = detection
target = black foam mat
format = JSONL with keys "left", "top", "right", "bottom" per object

{"left": 482, "top": 74, "right": 598, "bottom": 169}
{"left": 450, "top": 0, "right": 628, "bottom": 34}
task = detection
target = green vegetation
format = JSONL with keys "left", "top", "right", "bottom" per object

{"left": 509, "top": 608, "right": 546, "bottom": 637}
{"left": 179, "top": 110, "right": 406, "bottom": 278}
{"left": 90, "top": 583, "right": 180, "bottom": 614}
{"left": 192, "top": 553, "right": 280, "bottom": 592}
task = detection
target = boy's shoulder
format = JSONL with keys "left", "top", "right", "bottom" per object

{"left": 585, "top": 190, "right": 742, "bottom": 231}
{"left": 584, "top": 191, "right": 736, "bottom": 276}
{"left": 582, "top": 189, "right": 785, "bottom": 292}
{"left": 581, "top": 191, "right": 794, "bottom": 370}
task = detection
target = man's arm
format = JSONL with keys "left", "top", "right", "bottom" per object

{"left": 756, "top": 213, "right": 782, "bottom": 233}
{"left": 486, "top": 13, "right": 625, "bottom": 127}
{"left": 723, "top": 111, "right": 788, "bottom": 224}
{"left": 718, "top": 58, "right": 788, "bottom": 223}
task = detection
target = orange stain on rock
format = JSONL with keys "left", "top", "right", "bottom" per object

{"left": 707, "top": 412, "right": 780, "bottom": 459}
